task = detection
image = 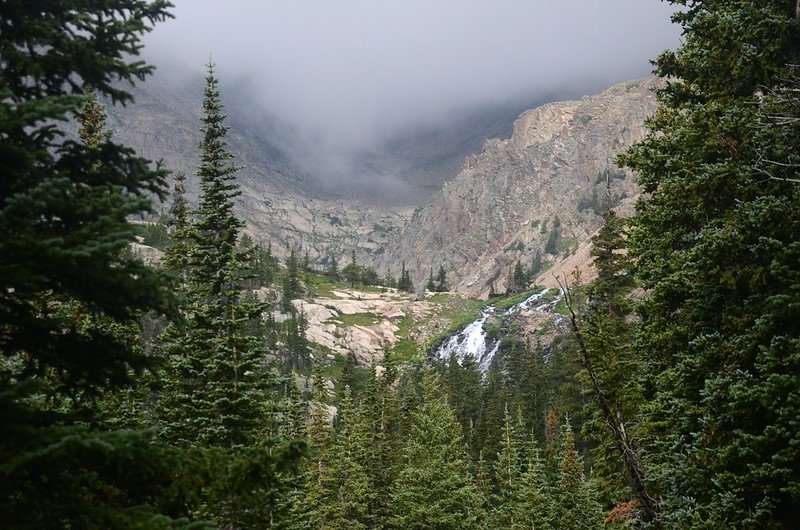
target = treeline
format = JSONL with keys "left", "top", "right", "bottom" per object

{"left": 300, "top": 359, "right": 604, "bottom": 529}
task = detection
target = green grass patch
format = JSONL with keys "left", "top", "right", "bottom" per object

{"left": 391, "top": 338, "right": 422, "bottom": 362}
{"left": 304, "top": 273, "right": 346, "bottom": 298}
{"left": 305, "top": 272, "right": 392, "bottom": 298}
{"left": 553, "top": 297, "right": 570, "bottom": 316}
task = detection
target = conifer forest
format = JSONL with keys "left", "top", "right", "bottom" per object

{"left": 1, "top": 1, "right": 798, "bottom": 529}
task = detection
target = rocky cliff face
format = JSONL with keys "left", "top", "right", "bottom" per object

{"left": 375, "top": 78, "right": 660, "bottom": 297}
{"left": 107, "top": 72, "right": 414, "bottom": 261}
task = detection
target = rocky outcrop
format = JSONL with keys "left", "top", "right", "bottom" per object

{"left": 376, "top": 78, "right": 660, "bottom": 297}
{"left": 130, "top": 242, "right": 164, "bottom": 267}
{"left": 286, "top": 289, "right": 437, "bottom": 366}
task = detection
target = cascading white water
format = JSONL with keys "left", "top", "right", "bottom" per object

{"left": 435, "top": 287, "right": 563, "bottom": 372}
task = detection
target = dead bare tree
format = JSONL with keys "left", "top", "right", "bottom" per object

{"left": 555, "top": 274, "right": 656, "bottom": 524}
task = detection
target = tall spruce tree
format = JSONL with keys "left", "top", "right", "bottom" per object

{"left": 0, "top": 2, "right": 209, "bottom": 527}
{"left": 155, "top": 64, "right": 302, "bottom": 529}
{"left": 491, "top": 404, "right": 527, "bottom": 529}
{"left": 426, "top": 270, "right": 437, "bottom": 292}
{"left": 619, "top": 1, "right": 800, "bottom": 526}
{"left": 556, "top": 424, "right": 602, "bottom": 530}
{"left": 389, "top": 369, "right": 485, "bottom": 529}
{"left": 316, "top": 388, "right": 371, "bottom": 530}
{"left": 513, "top": 439, "right": 555, "bottom": 530}
{"left": 158, "top": 62, "right": 271, "bottom": 449}
{"left": 436, "top": 264, "right": 449, "bottom": 292}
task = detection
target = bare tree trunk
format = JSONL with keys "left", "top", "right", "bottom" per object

{"left": 557, "top": 278, "right": 657, "bottom": 524}
{"left": 796, "top": 0, "right": 800, "bottom": 21}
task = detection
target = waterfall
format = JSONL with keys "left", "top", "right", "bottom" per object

{"left": 435, "top": 287, "right": 563, "bottom": 372}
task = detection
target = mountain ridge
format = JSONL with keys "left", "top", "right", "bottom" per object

{"left": 375, "top": 77, "right": 661, "bottom": 297}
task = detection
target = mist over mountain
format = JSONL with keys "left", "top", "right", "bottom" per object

{"left": 122, "top": 64, "right": 573, "bottom": 205}
{"left": 140, "top": 0, "right": 679, "bottom": 199}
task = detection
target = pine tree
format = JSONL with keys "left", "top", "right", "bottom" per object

{"left": 343, "top": 250, "right": 360, "bottom": 288}
{"left": 426, "top": 270, "right": 437, "bottom": 292}
{"left": 155, "top": 64, "right": 300, "bottom": 529}
{"left": 0, "top": 2, "right": 203, "bottom": 527}
{"left": 513, "top": 440, "right": 555, "bottom": 530}
{"left": 618, "top": 2, "right": 800, "bottom": 526}
{"left": 158, "top": 63, "right": 270, "bottom": 449}
{"left": 389, "top": 370, "right": 485, "bottom": 529}
{"left": 398, "top": 261, "right": 414, "bottom": 293}
{"left": 577, "top": 196, "right": 651, "bottom": 511}
{"left": 512, "top": 260, "right": 527, "bottom": 291}
{"left": 77, "top": 85, "right": 112, "bottom": 148}
{"left": 351, "top": 357, "right": 403, "bottom": 528}
{"left": 311, "top": 387, "right": 371, "bottom": 530}
{"left": 300, "top": 366, "right": 334, "bottom": 528}
{"left": 282, "top": 249, "right": 302, "bottom": 312}
{"left": 491, "top": 404, "right": 525, "bottom": 528}
{"left": 163, "top": 172, "right": 193, "bottom": 279}
{"left": 436, "top": 264, "right": 449, "bottom": 292}
{"left": 556, "top": 423, "right": 602, "bottom": 530}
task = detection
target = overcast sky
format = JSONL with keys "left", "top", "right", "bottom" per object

{"left": 144, "top": 0, "right": 679, "bottom": 162}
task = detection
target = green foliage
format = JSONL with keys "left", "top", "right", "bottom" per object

{"left": 282, "top": 249, "right": 303, "bottom": 312}
{"left": 155, "top": 63, "right": 304, "bottom": 528}
{"left": 618, "top": 1, "right": 800, "bottom": 526}
{"left": 0, "top": 2, "right": 201, "bottom": 526}
{"left": 343, "top": 250, "right": 360, "bottom": 288}
{"left": 337, "top": 312, "right": 379, "bottom": 327}
{"left": 397, "top": 261, "right": 415, "bottom": 293}
{"left": 426, "top": 270, "right": 437, "bottom": 292}
{"left": 310, "top": 387, "right": 371, "bottom": 530}
{"left": 389, "top": 370, "right": 486, "bottom": 529}
{"left": 511, "top": 260, "right": 528, "bottom": 292}
{"left": 163, "top": 172, "right": 192, "bottom": 276}
{"left": 240, "top": 235, "right": 278, "bottom": 288}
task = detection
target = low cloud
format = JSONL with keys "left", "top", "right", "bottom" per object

{"left": 143, "top": 0, "right": 679, "bottom": 187}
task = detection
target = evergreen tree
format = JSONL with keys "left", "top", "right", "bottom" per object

{"left": 436, "top": 264, "right": 449, "bottom": 292}
{"left": 327, "top": 254, "right": 339, "bottom": 279}
{"left": 343, "top": 250, "right": 360, "bottom": 288}
{"left": 426, "top": 270, "right": 437, "bottom": 292}
{"left": 284, "top": 306, "right": 311, "bottom": 373}
{"left": 77, "top": 85, "right": 112, "bottom": 148}
{"left": 352, "top": 357, "right": 403, "bottom": 528}
{"left": 556, "top": 424, "right": 602, "bottom": 530}
{"left": 155, "top": 64, "right": 301, "bottom": 529}
{"left": 158, "top": 63, "right": 270, "bottom": 448}
{"left": 389, "top": 370, "right": 485, "bottom": 529}
{"left": 578, "top": 199, "right": 651, "bottom": 510}
{"left": 512, "top": 260, "right": 528, "bottom": 291}
{"left": 619, "top": 1, "right": 800, "bottom": 526}
{"left": 307, "top": 386, "right": 370, "bottom": 530}
{"left": 491, "top": 404, "right": 526, "bottom": 528}
{"left": 0, "top": 2, "right": 207, "bottom": 527}
{"left": 163, "top": 172, "right": 193, "bottom": 280}
{"left": 282, "top": 249, "right": 302, "bottom": 312}
{"left": 301, "top": 366, "right": 334, "bottom": 527}
{"left": 398, "top": 261, "right": 414, "bottom": 293}
{"left": 513, "top": 440, "right": 555, "bottom": 530}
